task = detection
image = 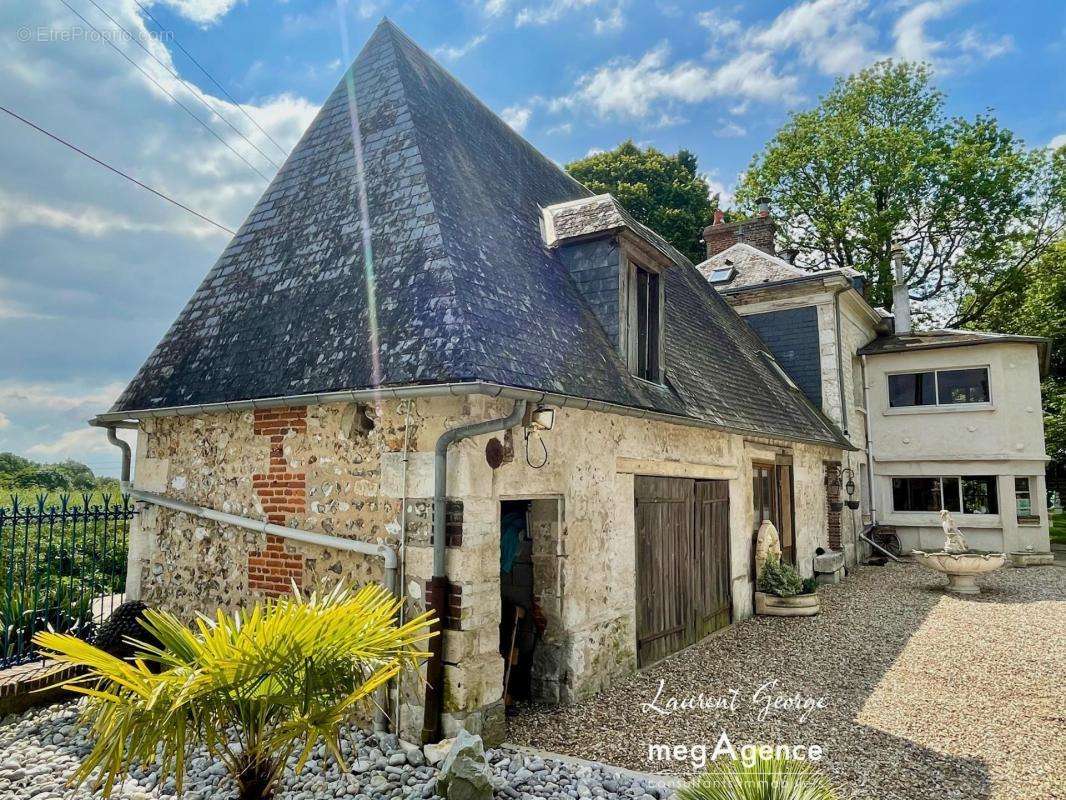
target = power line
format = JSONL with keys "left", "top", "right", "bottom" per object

{"left": 134, "top": 0, "right": 290, "bottom": 159}
{"left": 82, "top": 0, "right": 281, "bottom": 171}
{"left": 0, "top": 103, "right": 236, "bottom": 236}
{"left": 56, "top": 0, "right": 273, "bottom": 184}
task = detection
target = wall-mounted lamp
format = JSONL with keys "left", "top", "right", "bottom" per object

{"left": 825, "top": 466, "right": 856, "bottom": 497}
{"left": 528, "top": 405, "right": 555, "bottom": 432}
{"left": 522, "top": 405, "right": 554, "bottom": 468}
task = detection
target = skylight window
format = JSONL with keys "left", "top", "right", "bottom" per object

{"left": 708, "top": 266, "right": 735, "bottom": 283}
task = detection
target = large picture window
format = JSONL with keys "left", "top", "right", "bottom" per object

{"left": 888, "top": 367, "right": 990, "bottom": 408}
{"left": 892, "top": 476, "right": 998, "bottom": 514}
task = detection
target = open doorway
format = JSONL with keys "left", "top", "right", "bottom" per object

{"left": 499, "top": 497, "right": 562, "bottom": 708}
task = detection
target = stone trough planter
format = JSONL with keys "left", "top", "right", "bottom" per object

{"left": 754, "top": 591, "right": 820, "bottom": 617}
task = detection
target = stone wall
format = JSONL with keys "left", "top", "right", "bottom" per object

{"left": 128, "top": 395, "right": 840, "bottom": 744}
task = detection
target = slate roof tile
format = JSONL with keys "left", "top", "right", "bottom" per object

{"left": 112, "top": 20, "right": 845, "bottom": 448}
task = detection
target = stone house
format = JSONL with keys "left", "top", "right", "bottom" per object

{"left": 94, "top": 22, "right": 852, "bottom": 744}
{"left": 697, "top": 213, "right": 1053, "bottom": 563}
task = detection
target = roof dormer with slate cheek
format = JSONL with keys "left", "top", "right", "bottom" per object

{"left": 542, "top": 194, "right": 675, "bottom": 385}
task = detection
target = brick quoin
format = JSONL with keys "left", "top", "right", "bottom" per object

{"left": 248, "top": 407, "right": 308, "bottom": 596}
{"left": 826, "top": 462, "right": 843, "bottom": 551}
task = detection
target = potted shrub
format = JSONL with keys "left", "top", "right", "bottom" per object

{"left": 754, "top": 556, "right": 820, "bottom": 617}
{"left": 845, "top": 499, "right": 860, "bottom": 510}
{"left": 828, "top": 500, "right": 844, "bottom": 512}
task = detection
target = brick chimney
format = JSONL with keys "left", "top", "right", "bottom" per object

{"left": 702, "top": 197, "right": 777, "bottom": 258}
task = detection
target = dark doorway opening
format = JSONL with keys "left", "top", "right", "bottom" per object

{"left": 500, "top": 500, "right": 538, "bottom": 707}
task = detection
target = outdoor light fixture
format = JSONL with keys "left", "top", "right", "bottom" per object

{"left": 529, "top": 405, "right": 555, "bottom": 432}
{"left": 825, "top": 465, "right": 857, "bottom": 496}
{"left": 522, "top": 405, "right": 554, "bottom": 469}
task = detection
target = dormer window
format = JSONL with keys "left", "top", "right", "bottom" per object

{"left": 630, "top": 262, "right": 663, "bottom": 382}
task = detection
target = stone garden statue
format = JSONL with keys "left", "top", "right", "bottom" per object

{"left": 939, "top": 510, "right": 969, "bottom": 554}
{"left": 754, "top": 520, "right": 782, "bottom": 580}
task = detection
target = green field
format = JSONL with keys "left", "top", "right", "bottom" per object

{"left": 1051, "top": 512, "right": 1065, "bottom": 546}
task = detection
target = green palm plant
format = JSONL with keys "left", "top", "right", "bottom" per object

{"left": 34, "top": 583, "right": 435, "bottom": 800}
{"left": 677, "top": 752, "right": 841, "bottom": 800}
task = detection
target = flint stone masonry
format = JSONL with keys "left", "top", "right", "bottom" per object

{"left": 129, "top": 394, "right": 838, "bottom": 745}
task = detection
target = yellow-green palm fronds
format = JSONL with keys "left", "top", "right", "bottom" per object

{"left": 32, "top": 582, "right": 436, "bottom": 799}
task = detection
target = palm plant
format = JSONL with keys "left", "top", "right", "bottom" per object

{"left": 677, "top": 752, "right": 841, "bottom": 800}
{"left": 34, "top": 583, "right": 435, "bottom": 800}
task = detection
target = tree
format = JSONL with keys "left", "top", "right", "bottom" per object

{"left": 36, "top": 583, "right": 435, "bottom": 800}
{"left": 566, "top": 141, "right": 717, "bottom": 263}
{"left": 739, "top": 62, "right": 1063, "bottom": 321}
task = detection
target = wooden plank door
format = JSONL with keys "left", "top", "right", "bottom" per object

{"left": 694, "top": 480, "right": 731, "bottom": 638}
{"left": 635, "top": 476, "right": 693, "bottom": 667}
{"left": 635, "top": 476, "right": 731, "bottom": 667}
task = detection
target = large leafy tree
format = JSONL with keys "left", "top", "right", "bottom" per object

{"left": 739, "top": 61, "right": 1064, "bottom": 322}
{"left": 566, "top": 141, "right": 717, "bottom": 263}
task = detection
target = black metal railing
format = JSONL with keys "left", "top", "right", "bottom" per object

{"left": 0, "top": 493, "right": 132, "bottom": 668}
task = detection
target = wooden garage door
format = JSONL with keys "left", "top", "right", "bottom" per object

{"left": 635, "top": 476, "right": 731, "bottom": 667}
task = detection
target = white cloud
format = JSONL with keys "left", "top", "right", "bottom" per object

{"left": 552, "top": 38, "right": 801, "bottom": 122}
{"left": 546, "top": 122, "right": 572, "bottom": 135}
{"left": 892, "top": 0, "right": 1013, "bottom": 72}
{"left": 1049, "top": 134, "right": 1066, "bottom": 150}
{"left": 715, "top": 120, "right": 747, "bottom": 138}
{"left": 501, "top": 104, "right": 533, "bottom": 132}
{"left": 0, "top": 189, "right": 222, "bottom": 239}
{"left": 593, "top": 5, "right": 625, "bottom": 34}
{"left": 0, "top": 382, "right": 127, "bottom": 414}
{"left": 481, "top": 0, "right": 510, "bottom": 15}
{"left": 0, "top": 2, "right": 316, "bottom": 471}
{"left": 0, "top": 411, "right": 9, "bottom": 430}
{"left": 697, "top": 10, "right": 742, "bottom": 59}
{"left": 154, "top": 0, "right": 245, "bottom": 26}
{"left": 27, "top": 426, "right": 134, "bottom": 459}
{"left": 751, "top": 0, "right": 876, "bottom": 75}
{"left": 516, "top": 0, "right": 602, "bottom": 27}
{"left": 893, "top": 0, "right": 957, "bottom": 63}
{"left": 703, "top": 171, "right": 736, "bottom": 209}
{"left": 434, "top": 34, "right": 488, "bottom": 61}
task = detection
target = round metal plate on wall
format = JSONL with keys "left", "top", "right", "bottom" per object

{"left": 485, "top": 437, "right": 505, "bottom": 469}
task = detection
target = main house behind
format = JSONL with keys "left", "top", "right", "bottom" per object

{"left": 92, "top": 20, "right": 1050, "bottom": 745}
{"left": 697, "top": 213, "right": 1053, "bottom": 563}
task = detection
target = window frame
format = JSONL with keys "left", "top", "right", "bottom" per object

{"left": 890, "top": 475, "right": 999, "bottom": 515}
{"left": 886, "top": 365, "right": 991, "bottom": 410}
{"left": 624, "top": 255, "right": 665, "bottom": 385}
{"left": 1014, "top": 476, "right": 1038, "bottom": 521}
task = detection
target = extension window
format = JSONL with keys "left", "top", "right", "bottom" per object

{"left": 892, "top": 475, "right": 999, "bottom": 514}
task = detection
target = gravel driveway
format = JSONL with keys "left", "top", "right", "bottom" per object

{"left": 508, "top": 562, "right": 1066, "bottom": 800}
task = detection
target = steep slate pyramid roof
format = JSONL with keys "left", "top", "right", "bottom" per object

{"left": 112, "top": 21, "right": 846, "bottom": 448}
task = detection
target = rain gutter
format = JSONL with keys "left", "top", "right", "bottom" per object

{"left": 91, "top": 381, "right": 855, "bottom": 452}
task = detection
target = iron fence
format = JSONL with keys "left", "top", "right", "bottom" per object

{"left": 0, "top": 493, "right": 132, "bottom": 668}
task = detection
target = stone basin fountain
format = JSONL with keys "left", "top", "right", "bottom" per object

{"left": 912, "top": 510, "right": 1006, "bottom": 594}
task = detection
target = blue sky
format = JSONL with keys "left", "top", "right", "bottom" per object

{"left": 1, "top": 0, "right": 1064, "bottom": 475}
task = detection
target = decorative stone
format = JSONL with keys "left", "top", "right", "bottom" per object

{"left": 1009, "top": 551, "right": 1054, "bottom": 567}
{"left": 754, "top": 521, "right": 782, "bottom": 581}
{"left": 813, "top": 550, "right": 845, "bottom": 585}
{"left": 437, "top": 730, "right": 493, "bottom": 800}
